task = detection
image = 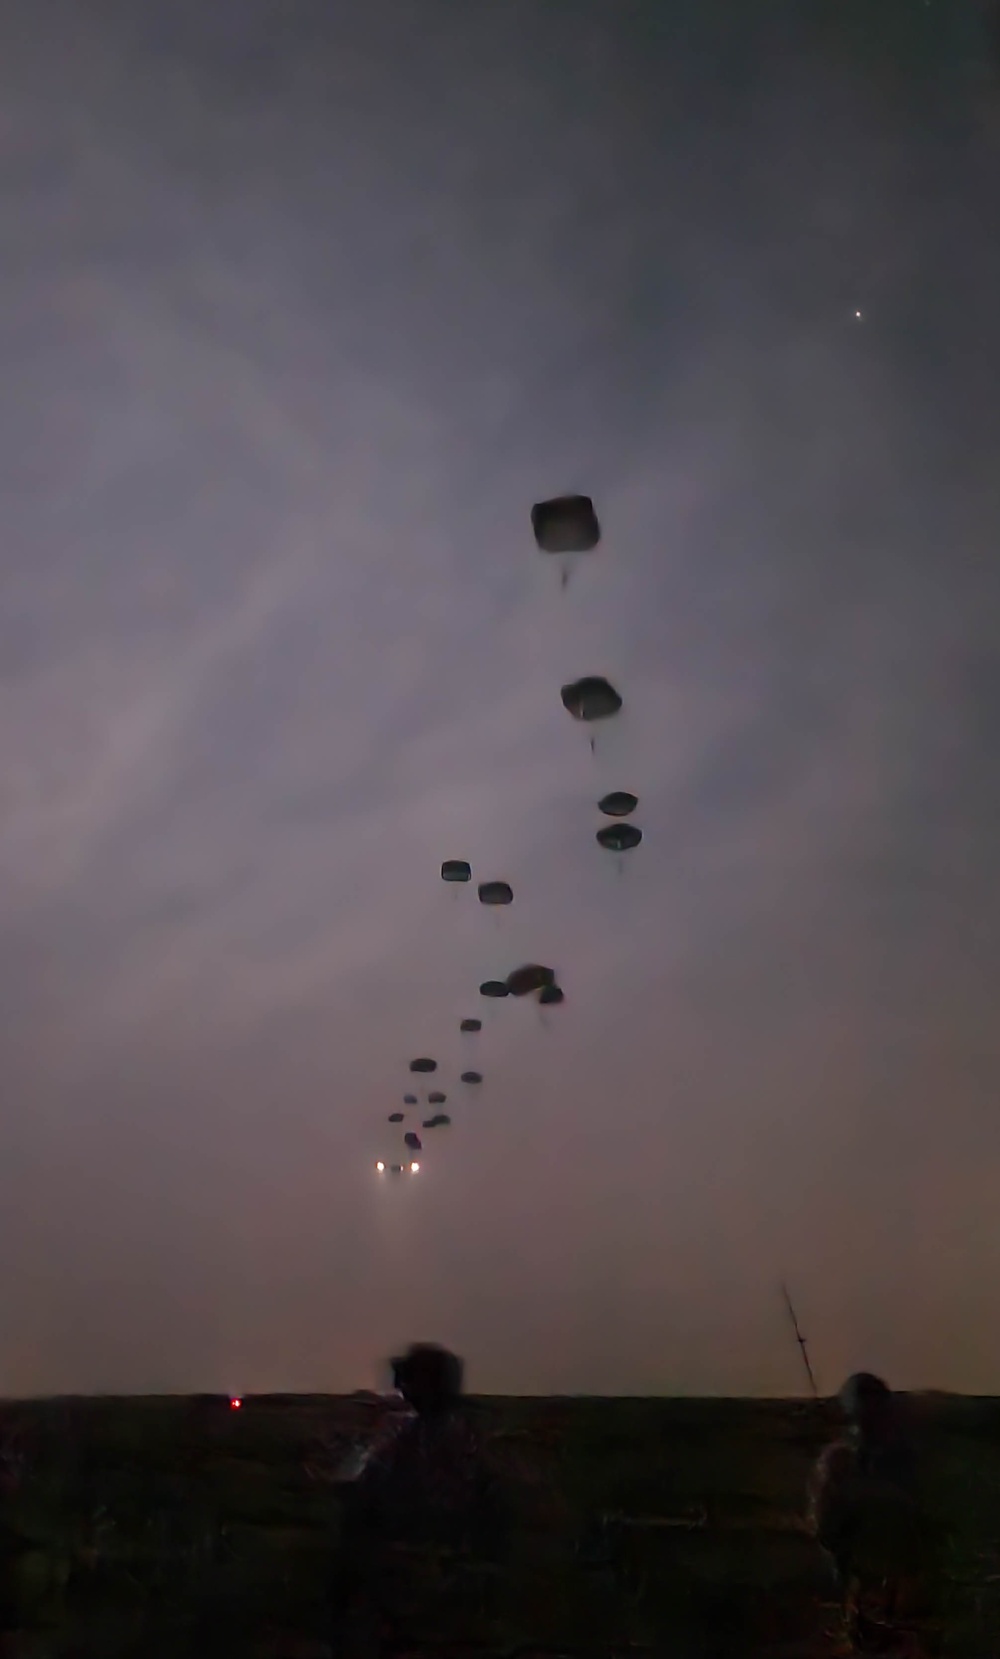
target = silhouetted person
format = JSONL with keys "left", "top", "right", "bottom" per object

{"left": 328, "top": 1345, "right": 508, "bottom": 1655}
{"left": 808, "top": 1372, "right": 930, "bottom": 1653}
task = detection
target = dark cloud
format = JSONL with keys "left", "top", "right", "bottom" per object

{"left": 0, "top": 0, "right": 998, "bottom": 1395}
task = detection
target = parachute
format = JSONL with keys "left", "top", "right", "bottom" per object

{"left": 478, "top": 880, "right": 513, "bottom": 907}
{"left": 531, "top": 496, "right": 601, "bottom": 588}
{"left": 460, "top": 1018, "right": 482, "bottom": 1033}
{"left": 538, "top": 984, "right": 565, "bottom": 1007}
{"left": 598, "top": 791, "right": 638, "bottom": 818}
{"left": 461, "top": 1071, "right": 483, "bottom": 1085}
{"left": 506, "top": 963, "right": 556, "bottom": 997}
{"left": 596, "top": 823, "right": 642, "bottom": 853}
{"left": 388, "top": 1112, "right": 405, "bottom": 1123}
{"left": 479, "top": 980, "right": 509, "bottom": 999}
{"left": 404, "top": 1132, "right": 422, "bottom": 1152}
{"left": 561, "top": 677, "right": 622, "bottom": 723}
{"left": 427, "top": 1091, "right": 446, "bottom": 1105}
{"left": 423, "top": 1114, "right": 451, "bottom": 1129}
{"left": 409, "top": 1057, "right": 437, "bottom": 1073}
{"left": 441, "top": 859, "right": 472, "bottom": 883}
{"left": 403, "top": 1094, "right": 419, "bottom": 1106}
{"left": 389, "top": 1163, "right": 404, "bottom": 1175}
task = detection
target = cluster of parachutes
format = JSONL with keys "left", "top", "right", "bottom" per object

{"left": 375, "top": 495, "right": 640, "bottom": 1177}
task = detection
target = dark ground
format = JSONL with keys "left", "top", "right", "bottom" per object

{"left": 0, "top": 1393, "right": 997, "bottom": 1657}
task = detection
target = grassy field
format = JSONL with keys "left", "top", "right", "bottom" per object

{"left": 0, "top": 1393, "right": 998, "bottom": 1656}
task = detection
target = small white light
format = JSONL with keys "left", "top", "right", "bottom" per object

{"left": 376, "top": 1161, "right": 385, "bottom": 1173}
{"left": 410, "top": 1162, "right": 420, "bottom": 1173}
{"left": 854, "top": 309, "right": 863, "bottom": 319}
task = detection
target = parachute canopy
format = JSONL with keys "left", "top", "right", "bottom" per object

{"left": 531, "top": 494, "right": 601, "bottom": 554}
{"left": 409, "top": 1057, "right": 437, "bottom": 1074}
{"left": 506, "top": 963, "right": 556, "bottom": 997}
{"left": 461, "top": 1070, "right": 483, "bottom": 1085}
{"left": 403, "top": 1094, "right": 419, "bottom": 1105}
{"left": 598, "top": 790, "right": 638, "bottom": 818}
{"left": 404, "top": 1132, "right": 422, "bottom": 1152}
{"left": 423, "top": 1114, "right": 451, "bottom": 1128}
{"left": 427, "top": 1091, "right": 446, "bottom": 1105}
{"left": 441, "top": 859, "right": 472, "bottom": 883}
{"left": 389, "top": 1163, "right": 404, "bottom": 1175}
{"left": 478, "top": 880, "right": 513, "bottom": 906}
{"left": 460, "top": 1018, "right": 482, "bottom": 1033}
{"left": 388, "top": 1112, "right": 404, "bottom": 1123}
{"left": 597, "top": 823, "right": 642, "bottom": 853}
{"left": 561, "top": 677, "right": 622, "bottom": 723}
{"left": 538, "top": 984, "right": 565, "bottom": 1007}
{"left": 479, "top": 980, "right": 509, "bottom": 999}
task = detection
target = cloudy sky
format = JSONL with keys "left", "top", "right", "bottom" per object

{"left": 1, "top": 0, "right": 999, "bottom": 1397}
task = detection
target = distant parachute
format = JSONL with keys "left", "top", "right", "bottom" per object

{"left": 598, "top": 791, "right": 638, "bottom": 818}
{"left": 479, "top": 980, "right": 509, "bottom": 999}
{"left": 561, "top": 677, "right": 622, "bottom": 724}
{"left": 403, "top": 1094, "right": 419, "bottom": 1106}
{"left": 409, "top": 1058, "right": 438, "bottom": 1073}
{"left": 460, "top": 1018, "right": 482, "bottom": 1033}
{"left": 427, "top": 1091, "right": 446, "bottom": 1105}
{"left": 388, "top": 1112, "right": 405, "bottom": 1123}
{"left": 506, "top": 963, "right": 556, "bottom": 997}
{"left": 596, "top": 823, "right": 642, "bottom": 854}
{"left": 389, "top": 1163, "right": 404, "bottom": 1175}
{"left": 423, "top": 1114, "right": 451, "bottom": 1128}
{"left": 461, "top": 1071, "right": 483, "bottom": 1086}
{"left": 404, "top": 1132, "right": 422, "bottom": 1152}
{"left": 538, "top": 984, "right": 565, "bottom": 1007}
{"left": 531, "top": 495, "right": 600, "bottom": 554}
{"left": 478, "top": 880, "right": 513, "bottom": 907}
{"left": 441, "top": 859, "right": 472, "bottom": 883}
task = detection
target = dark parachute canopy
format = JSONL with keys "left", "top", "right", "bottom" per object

{"left": 479, "top": 980, "right": 509, "bottom": 999}
{"left": 538, "top": 984, "right": 565, "bottom": 1007}
{"left": 423, "top": 1114, "right": 451, "bottom": 1128}
{"left": 404, "top": 1132, "right": 422, "bottom": 1152}
{"left": 441, "top": 859, "right": 472, "bottom": 883}
{"left": 403, "top": 1093, "right": 419, "bottom": 1105}
{"left": 598, "top": 790, "right": 638, "bottom": 818}
{"left": 389, "top": 1163, "right": 404, "bottom": 1175}
{"left": 388, "top": 1112, "right": 405, "bottom": 1123}
{"left": 461, "top": 1071, "right": 483, "bottom": 1085}
{"left": 427, "top": 1091, "right": 446, "bottom": 1105}
{"left": 460, "top": 1018, "right": 482, "bottom": 1033}
{"left": 478, "top": 880, "right": 513, "bottom": 907}
{"left": 597, "top": 823, "right": 642, "bottom": 853}
{"left": 409, "top": 1057, "right": 437, "bottom": 1074}
{"left": 561, "top": 677, "right": 622, "bottom": 723}
{"left": 531, "top": 494, "right": 601, "bottom": 554}
{"left": 506, "top": 963, "right": 556, "bottom": 997}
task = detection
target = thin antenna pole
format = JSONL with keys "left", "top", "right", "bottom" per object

{"left": 780, "top": 1280, "right": 820, "bottom": 1400}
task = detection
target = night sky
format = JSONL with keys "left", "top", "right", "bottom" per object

{"left": 2, "top": 1, "right": 999, "bottom": 1397}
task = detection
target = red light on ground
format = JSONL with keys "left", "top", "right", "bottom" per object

{"left": 230, "top": 1397, "right": 242, "bottom": 1410}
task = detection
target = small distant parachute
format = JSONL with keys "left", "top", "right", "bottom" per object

{"left": 598, "top": 791, "right": 638, "bottom": 818}
{"left": 388, "top": 1112, "right": 405, "bottom": 1123}
{"left": 561, "top": 677, "right": 622, "bottom": 724}
{"left": 427, "top": 1091, "right": 446, "bottom": 1105}
{"left": 403, "top": 1094, "right": 419, "bottom": 1106}
{"left": 460, "top": 1018, "right": 482, "bottom": 1033}
{"left": 597, "top": 823, "right": 642, "bottom": 854}
{"left": 478, "top": 880, "right": 513, "bottom": 907}
{"left": 479, "top": 980, "right": 509, "bottom": 999}
{"left": 423, "top": 1114, "right": 451, "bottom": 1128}
{"left": 389, "top": 1163, "right": 404, "bottom": 1175}
{"left": 461, "top": 1071, "right": 483, "bottom": 1085}
{"left": 507, "top": 963, "right": 556, "bottom": 997}
{"left": 531, "top": 495, "right": 600, "bottom": 554}
{"left": 409, "top": 1058, "right": 437, "bottom": 1074}
{"left": 441, "top": 859, "right": 472, "bottom": 883}
{"left": 404, "top": 1132, "right": 422, "bottom": 1152}
{"left": 538, "top": 984, "right": 565, "bottom": 1007}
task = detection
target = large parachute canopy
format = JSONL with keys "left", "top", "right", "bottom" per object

{"left": 478, "top": 880, "right": 513, "bottom": 907}
{"left": 460, "top": 1018, "right": 482, "bottom": 1033}
{"left": 409, "top": 1057, "right": 438, "bottom": 1074}
{"left": 596, "top": 823, "right": 642, "bottom": 853}
{"left": 538, "top": 984, "right": 565, "bottom": 1007}
{"left": 404, "top": 1131, "right": 422, "bottom": 1152}
{"left": 461, "top": 1070, "right": 483, "bottom": 1085}
{"left": 598, "top": 790, "right": 638, "bottom": 818}
{"left": 506, "top": 963, "right": 556, "bottom": 997}
{"left": 427, "top": 1091, "right": 446, "bottom": 1105}
{"left": 388, "top": 1112, "right": 404, "bottom": 1123}
{"left": 479, "top": 980, "right": 509, "bottom": 999}
{"left": 531, "top": 494, "right": 601, "bottom": 554}
{"left": 561, "top": 677, "right": 622, "bottom": 723}
{"left": 441, "top": 859, "right": 472, "bottom": 883}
